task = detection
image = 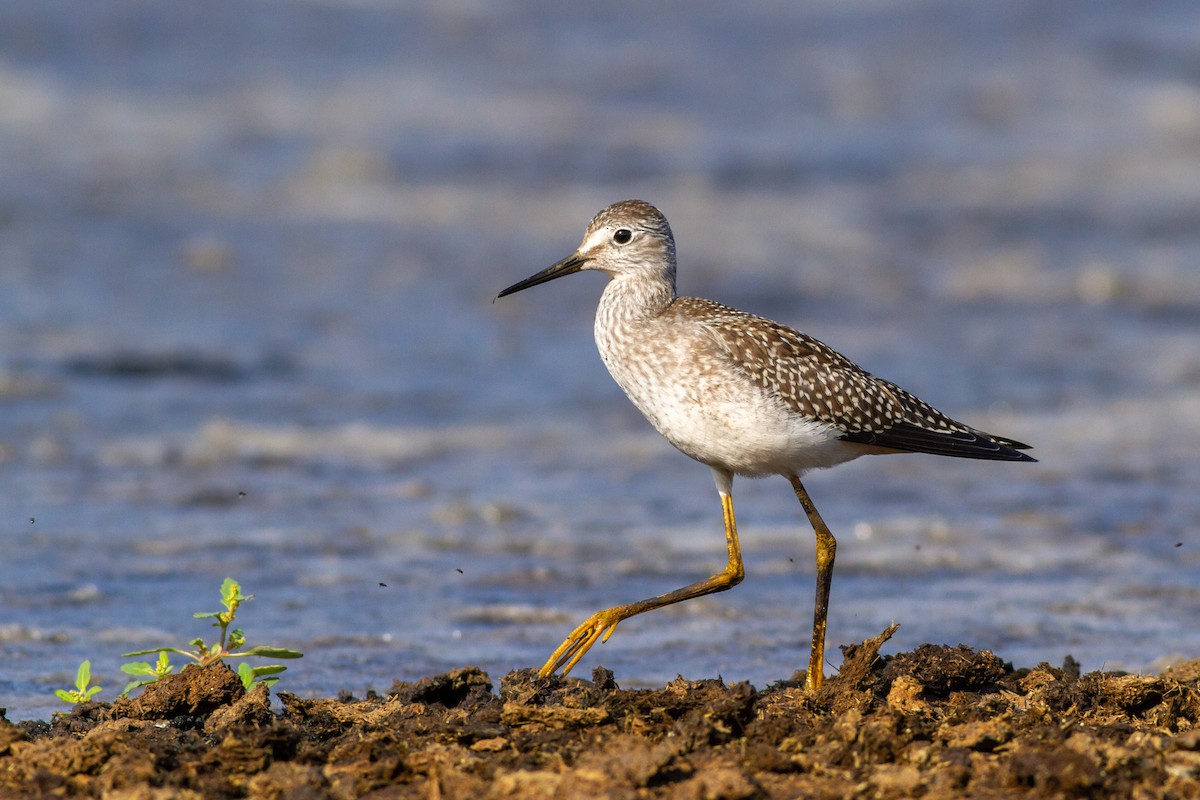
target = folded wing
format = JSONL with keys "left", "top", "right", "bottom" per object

{"left": 679, "top": 298, "right": 1036, "bottom": 463}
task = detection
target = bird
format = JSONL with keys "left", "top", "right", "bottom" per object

{"left": 497, "top": 199, "right": 1034, "bottom": 690}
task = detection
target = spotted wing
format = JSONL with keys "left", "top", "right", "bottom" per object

{"left": 680, "top": 298, "right": 1035, "bottom": 462}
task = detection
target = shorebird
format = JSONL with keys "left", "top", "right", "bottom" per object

{"left": 497, "top": 200, "right": 1034, "bottom": 689}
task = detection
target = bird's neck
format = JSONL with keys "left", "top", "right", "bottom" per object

{"left": 600, "top": 268, "right": 676, "bottom": 311}
{"left": 597, "top": 273, "right": 677, "bottom": 325}
{"left": 594, "top": 274, "right": 676, "bottom": 358}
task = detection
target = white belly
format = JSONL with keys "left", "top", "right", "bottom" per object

{"left": 599, "top": 330, "right": 868, "bottom": 478}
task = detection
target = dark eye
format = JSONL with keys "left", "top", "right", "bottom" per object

{"left": 613, "top": 229, "right": 633, "bottom": 244}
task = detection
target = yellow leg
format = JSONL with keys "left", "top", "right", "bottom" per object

{"left": 789, "top": 476, "right": 837, "bottom": 691}
{"left": 538, "top": 491, "right": 745, "bottom": 678}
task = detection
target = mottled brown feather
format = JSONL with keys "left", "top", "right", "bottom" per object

{"left": 669, "top": 297, "right": 1033, "bottom": 461}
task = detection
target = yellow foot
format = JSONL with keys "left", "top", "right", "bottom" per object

{"left": 537, "top": 607, "right": 625, "bottom": 678}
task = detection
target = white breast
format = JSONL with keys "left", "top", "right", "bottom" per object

{"left": 595, "top": 301, "right": 868, "bottom": 478}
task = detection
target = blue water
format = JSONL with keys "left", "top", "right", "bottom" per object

{"left": 3, "top": 0, "right": 1200, "bottom": 722}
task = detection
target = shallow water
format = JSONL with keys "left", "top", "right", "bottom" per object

{"left": 3, "top": 0, "right": 1200, "bottom": 723}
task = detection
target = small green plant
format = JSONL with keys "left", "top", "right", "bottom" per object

{"left": 55, "top": 660, "right": 102, "bottom": 704}
{"left": 122, "top": 577, "right": 302, "bottom": 692}
{"left": 119, "top": 651, "right": 174, "bottom": 697}
{"left": 237, "top": 661, "right": 288, "bottom": 690}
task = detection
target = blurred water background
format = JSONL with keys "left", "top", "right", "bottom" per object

{"left": 2, "top": 0, "right": 1199, "bottom": 722}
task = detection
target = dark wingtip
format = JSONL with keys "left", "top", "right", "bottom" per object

{"left": 991, "top": 436, "right": 1037, "bottom": 461}
{"left": 840, "top": 423, "right": 1037, "bottom": 462}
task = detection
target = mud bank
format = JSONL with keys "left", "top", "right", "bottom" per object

{"left": 3, "top": 628, "right": 1198, "bottom": 799}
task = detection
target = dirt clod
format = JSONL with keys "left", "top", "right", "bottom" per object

{"left": 112, "top": 662, "right": 245, "bottom": 720}
{"left": 3, "top": 632, "right": 1199, "bottom": 798}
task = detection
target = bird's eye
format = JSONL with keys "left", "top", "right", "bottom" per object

{"left": 613, "top": 229, "right": 633, "bottom": 245}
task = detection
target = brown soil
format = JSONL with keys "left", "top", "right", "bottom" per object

{"left": 3, "top": 627, "right": 1199, "bottom": 799}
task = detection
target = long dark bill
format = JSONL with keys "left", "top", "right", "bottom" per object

{"left": 497, "top": 254, "right": 588, "bottom": 299}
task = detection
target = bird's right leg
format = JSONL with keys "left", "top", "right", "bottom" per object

{"left": 789, "top": 475, "right": 837, "bottom": 691}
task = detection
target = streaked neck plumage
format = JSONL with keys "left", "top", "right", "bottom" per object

{"left": 594, "top": 255, "right": 677, "bottom": 363}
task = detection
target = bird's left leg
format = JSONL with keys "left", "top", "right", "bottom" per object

{"left": 538, "top": 470, "right": 743, "bottom": 678}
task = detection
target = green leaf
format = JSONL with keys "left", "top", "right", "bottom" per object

{"left": 247, "top": 664, "right": 287, "bottom": 677}
{"left": 75, "top": 660, "right": 91, "bottom": 691}
{"left": 237, "top": 662, "right": 255, "bottom": 689}
{"left": 54, "top": 689, "right": 75, "bottom": 703}
{"left": 193, "top": 612, "right": 220, "bottom": 620}
{"left": 121, "top": 662, "right": 154, "bottom": 676}
{"left": 239, "top": 646, "right": 304, "bottom": 659}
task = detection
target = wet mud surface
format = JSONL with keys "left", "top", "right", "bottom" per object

{"left": 3, "top": 628, "right": 1198, "bottom": 799}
